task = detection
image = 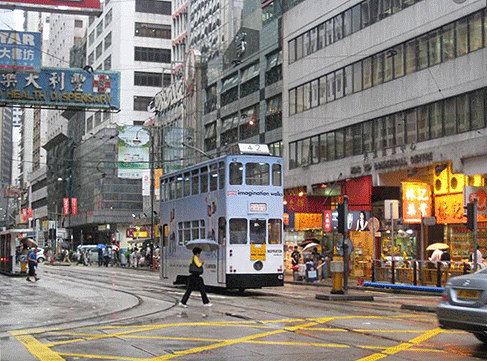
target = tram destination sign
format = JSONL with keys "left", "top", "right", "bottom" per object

{"left": 0, "top": 67, "right": 120, "bottom": 110}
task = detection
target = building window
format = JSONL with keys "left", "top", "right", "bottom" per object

{"left": 89, "top": 30, "right": 95, "bottom": 46}
{"left": 266, "top": 94, "right": 282, "bottom": 131}
{"left": 135, "top": 0, "right": 171, "bottom": 15}
{"left": 104, "top": 32, "right": 112, "bottom": 50}
{"left": 75, "top": 19, "right": 83, "bottom": 28}
{"left": 133, "top": 96, "right": 153, "bottom": 111}
{"left": 135, "top": 22, "right": 171, "bottom": 39}
{"left": 104, "top": 55, "right": 111, "bottom": 70}
{"left": 96, "top": 20, "right": 103, "bottom": 37}
{"left": 96, "top": 43, "right": 103, "bottom": 59}
{"left": 105, "top": 8, "right": 112, "bottom": 27}
{"left": 134, "top": 47, "right": 171, "bottom": 63}
{"left": 88, "top": 52, "right": 94, "bottom": 65}
{"left": 134, "top": 71, "right": 162, "bottom": 87}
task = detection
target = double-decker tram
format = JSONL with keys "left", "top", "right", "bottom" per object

{"left": 159, "top": 144, "right": 284, "bottom": 290}
{"left": 0, "top": 229, "right": 34, "bottom": 275}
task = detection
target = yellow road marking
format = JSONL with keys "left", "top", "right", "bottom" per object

{"left": 11, "top": 334, "right": 65, "bottom": 361}
{"left": 356, "top": 327, "right": 443, "bottom": 361}
{"left": 57, "top": 352, "right": 142, "bottom": 360}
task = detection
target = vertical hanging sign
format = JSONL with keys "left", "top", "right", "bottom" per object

{"left": 71, "top": 198, "right": 78, "bottom": 215}
{"left": 63, "top": 198, "right": 70, "bottom": 216}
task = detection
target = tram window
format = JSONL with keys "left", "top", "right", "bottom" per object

{"left": 200, "top": 167, "right": 208, "bottom": 193}
{"left": 218, "top": 217, "right": 226, "bottom": 245}
{"left": 192, "top": 170, "right": 199, "bottom": 195}
{"left": 268, "top": 219, "right": 282, "bottom": 244}
{"left": 192, "top": 220, "right": 199, "bottom": 239}
{"left": 218, "top": 161, "right": 225, "bottom": 189}
{"left": 246, "top": 163, "right": 270, "bottom": 185}
{"left": 183, "top": 172, "right": 191, "bottom": 197}
{"left": 229, "top": 218, "right": 247, "bottom": 244}
{"left": 210, "top": 164, "right": 218, "bottom": 191}
{"left": 250, "top": 219, "right": 266, "bottom": 244}
{"left": 176, "top": 176, "right": 183, "bottom": 198}
{"left": 229, "top": 162, "right": 243, "bottom": 185}
{"left": 272, "top": 164, "right": 282, "bottom": 186}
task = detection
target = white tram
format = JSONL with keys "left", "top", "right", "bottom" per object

{"left": 0, "top": 229, "right": 35, "bottom": 275}
{"left": 159, "top": 144, "right": 284, "bottom": 290}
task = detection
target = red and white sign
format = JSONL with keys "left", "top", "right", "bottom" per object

{"left": 0, "top": 0, "right": 102, "bottom": 15}
{"left": 63, "top": 198, "right": 70, "bottom": 216}
{"left": 71, "top": 198, "right": 78, "bottom": 215}
{"left": 22, "top": 208, "right": 27, "bottom": 223}
{"left": 28, "top": 208, "right": 33, "bottom": 220}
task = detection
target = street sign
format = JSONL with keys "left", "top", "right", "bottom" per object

{"left": 422, "top": 216, "right": 436, "bottom": 226}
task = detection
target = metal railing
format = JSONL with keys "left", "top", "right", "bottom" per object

{"left": 368, "top": 260, "right": 474, "bottom": 287}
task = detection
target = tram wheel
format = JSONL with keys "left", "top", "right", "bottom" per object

{"left": 238, "top": 288, "right": 245, "bottom": 294}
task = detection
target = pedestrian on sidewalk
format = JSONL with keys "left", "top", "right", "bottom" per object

{"left": 179, "top": 247, "right": 212, "bottom": 308}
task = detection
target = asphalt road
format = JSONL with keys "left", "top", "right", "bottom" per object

{"left": 1, "top": 264, "right": 487, "bottom": 361}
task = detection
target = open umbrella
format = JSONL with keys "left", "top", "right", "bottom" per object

{"left": 426, "top": 243, "right": 449, "bottom": 251}
{"left": 185, "top": 239, "right": 219, "bottom": 252}
{"left": 20, "top": 237, "right": 38, "bottom": 248}
{"left": 302, "top": 242, "right": 319, "bottom": 252}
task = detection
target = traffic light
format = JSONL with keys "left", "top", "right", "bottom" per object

{"left": 466, "top": 201, "right": 476, "bottom": 231}
{"left": 337, "top": 203, "right": 345, "bottom": 235}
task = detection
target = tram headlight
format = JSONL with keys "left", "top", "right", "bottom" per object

{"left": 253, "top": 260, "right": 263, "bottom": 271}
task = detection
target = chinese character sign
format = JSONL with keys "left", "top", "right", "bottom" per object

{"left": 63, "top": 198, "right": 70, "bottom": 216}
{"left": 0, "top": 67, "right": 120, "bottom": 110}
{"left": 0, "top": 31, "right": 41, "bottom": 71}
{"left": 402, "top": 182, "right": 431, "bottom": 223}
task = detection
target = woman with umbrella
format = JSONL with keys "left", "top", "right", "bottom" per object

{"left": 179, "top": 246, "right": 212, "bottom": 308}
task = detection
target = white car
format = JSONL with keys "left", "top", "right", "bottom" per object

{"left": 36, "top": 248, "right": 46, "bottom": 263}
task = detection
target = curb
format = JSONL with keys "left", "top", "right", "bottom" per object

{"left": 315, "top": 293, "right": 374, "bottom": 302}
{"left": 400, "top": 304, "right": 437, "bottom": 313}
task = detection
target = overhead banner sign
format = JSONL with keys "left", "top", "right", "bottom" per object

{"left": 0, "top": 31, "right": 41, "bottom": 71}
{"left": 0, "top": 67, "right": 120, "bottom": 110}
{"left": 117, "top": 125, "right": 150, "bottom": 179}
{"left": 0, "top": 0, "right": 101, "bottom": 15}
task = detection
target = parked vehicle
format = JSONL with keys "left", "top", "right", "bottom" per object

{"left": 437, "top": 269, "right": 487, "bottom": 343}
{"left": 36, "top": 248, "right": 46, "bottom": 263}
{"left": 73, "top": 245, "right": 100, "bottom": 264}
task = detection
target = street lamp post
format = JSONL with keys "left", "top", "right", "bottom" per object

{"left": 134, "top": 126, "right": 155, "bottom": 269}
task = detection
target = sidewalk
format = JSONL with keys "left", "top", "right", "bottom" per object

{"left": 284, "top": 273, "right": 441, "bottom": 313}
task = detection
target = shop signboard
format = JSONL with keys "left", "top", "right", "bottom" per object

{"left": 402, "top": 182, "right": 431, "bottom": 223}
{"left": 0, "top": 31, "right": 41, "bottom": 72}
{"left": 322, "top": 210, "right": 331, "bottom": 232}
{"left": 464, "top": 186, "right": 487, "bottom": 214}
{"left": 294, "top": 213, "right": 322, "bottom": 230}
{"left": 0, "top": 67, "right": 120, "bottom": 110}
{"left": 435, "top": 193, "right": 465, "bottom": 224}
